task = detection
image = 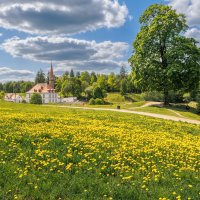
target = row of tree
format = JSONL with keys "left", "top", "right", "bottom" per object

{"left": 0, "top": 81, "right": 34, "bottom": 93}
{"left": 0, "top": 66, "right": 140, "bottom": 99}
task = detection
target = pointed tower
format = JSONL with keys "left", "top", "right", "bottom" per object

{"left": 49, "top": 62, "right": 54, "bottom": 89}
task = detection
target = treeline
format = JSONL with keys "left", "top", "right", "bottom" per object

{"left": 0, "top": 67, "right": 140, "bottom": 99}
{"left": 0, "top": 81, "right": 34, "bottom": 93}
{"left": 55, "top": 67, "right": 140, "bottom": 99}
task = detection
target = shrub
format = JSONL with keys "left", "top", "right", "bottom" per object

{"left": 141, "top": 91, "right": 163, "bottom": 102}
{"left": 89, "top": 98, "right": 105, "bottom": 105}
{"left": 30, "top": 93, "right": 42, "bottom": 104}
{"left": 0, "top": 91, "right": 5, "bottom": 100}
{"left": 168, "top": 91, "right": 184, "bottom": 103}
{"left": 93, "top": 87, "right": 105, "bottom": 99}
{"left": 120, "top": 79, "right": 127, "bottom": 96}
{"left": 22, "top": 99, "right": 27, "bottom": 104}
{"left": 183, "top": 93, "right": 192, "bottom": 104}
{"left": 196, "top": 93, "right": 200, "bottom": 114}
{"left": 141, "top": 91, "right": 184, "bottom": 103}
{"left": 95, "top": 98, "right": 105, "bottom": 105}
{"left": 89, "top": 98, "right": 95, "bottom": 105}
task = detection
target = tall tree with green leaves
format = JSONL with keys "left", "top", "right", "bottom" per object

{"left": 120, "top": 66, "right": 127, "bottom": 80}
{"left": 35, "top": 69, "right": 46, "bottom": 84}
{"left": 120, "top": 79, "right": 127, "bottom": 96}
{"left": 70, "top": 69, "right": 75, "bottom": 78}
{"left": 129, "top": 4, "right": 200, "bottom": 105}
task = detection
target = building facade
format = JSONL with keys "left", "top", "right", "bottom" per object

{"left": 5, "top": 93, "right": 23, "bottom": 103}
{"left": 26, "top": 64, "right": 58, "bottom": 104}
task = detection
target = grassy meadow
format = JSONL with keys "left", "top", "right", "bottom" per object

{"left": 0, "top": 102, "right": 200, "bottom": 200}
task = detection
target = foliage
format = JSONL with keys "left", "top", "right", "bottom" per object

{"left": 196, "top": 90, "right": 200, "bottom": 114}
{"left": 85, "top": 86, "right": 94, "bottom": 99}
{"left": 30, "top": 93, "right": 42, "bottom": 104}
{"left": 120, "top": 79, "right": 127, "bottom": 96}
{"left": 107, "top": 73, "right": 118, "bottom": 92}
{"left": 0, "top": 91, "right": 5, "bottom": 100}
{"left": 89, "top": 98, "right": 104, "bottom": 105}
{"left": 0, "top": 81, "right": 34, "bottom": 93}
{"left": 61, "top": 78, "right": 82, "bottom": 98}
{"left": 120, "top": 66, "right": 127, "bottom": 79}
{"left": 88, "top": 98, "right": 96, "bottom": 105}
{"left": 183, "top": 93, "right": 192, "bottom": 104}
{"left": 70, "top": 69, "right": 75, "bottom": 78}
{"left": 93, "top": 86, "right": 105, "bottom": 99}
{"left": 0, "top": 69, "right": 140, "bottom": 101}
{"left": 129, "top": 4, "right": 200, "bottom": 105}
{"left": 94, "top": 98, "right": 105, "bottom": 105}
{"left": 35, "top": 69, "right": 46, "bottom": 84}
{"left": 0, "top": 102, "right": 199, "bottom": 199}
{"left": 141, "top": 91, "right": 164, "bottom": 102}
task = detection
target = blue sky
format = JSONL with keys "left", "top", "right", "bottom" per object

{"left": 0, "top": 0, "right": 199, "bottom": 82}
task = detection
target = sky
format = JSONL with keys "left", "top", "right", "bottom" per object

{"left": 0, "top": 0, "right": 199, "bottom": 82}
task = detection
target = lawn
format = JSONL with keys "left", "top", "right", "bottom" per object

{"left": 0, "top": 102, "right": 200, "bottom": 200}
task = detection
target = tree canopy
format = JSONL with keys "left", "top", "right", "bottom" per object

{"left": 30, "top": 93, "right": 42, "bottom": 104}
{"left": 129, "top": 4, "right": 200, "bottom": 105}
{"left": 35, "top": 69, "right": 46, "bottom": 84}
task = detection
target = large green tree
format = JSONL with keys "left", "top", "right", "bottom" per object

{"left": 61, "top": 77, "right": 82, "bottom": 98}
{"left": 30, "top": 93, "right": 42, "bottom": 104}
{"left": 35, "top": 69, "right": 46, "bottom": 84}
{"left": 129, "top": 4, "right": 200, "bottom": 105}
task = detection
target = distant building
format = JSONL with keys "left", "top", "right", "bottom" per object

{"left": 26, "top": 64, "right": 58, "bottom": 104}
{"left": 5, "top": 93, "right": 23, "bottom": 103}
{"left": 62, "top": 97, "right": 78, "bottom": 103}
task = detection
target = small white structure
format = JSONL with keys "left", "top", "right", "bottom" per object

{"left": 26, "top": 64, "right": 59, "bottom": 104}
{"left": 62, "top": 97, "right": 78, "bottom": 103}
{"left": 5, "top": 93, "right": 23, "bottom": 103}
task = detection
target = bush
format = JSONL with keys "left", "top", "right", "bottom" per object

{"left": 93, "top": 87, "right": 105, "bottom": 99}
{"left": 22, "top": 99, "right": 27, "bottom": 104}
{"left": 89, "top": 98, "right": 105, "bottom": 105}
{"left": 183, "top": 93, "right": 192, "bottom": 104}
{"left": 0, "top": 91, "right": 5, "bottom": 100}
{"left": 141, "top": 91, "right": 184, "bottom": 103}
{"left": 168, "top": 91, "right": 184, "bottom": 103}
{"left": 95, "top": 98, "right": 105, "bottom": 105}
{"left": 196, "top": 93, "right": 200, "bottom": 114}
{"left": 89, "top": 98, "right": 95, "bottom": 105}
{"left": 30, "top": 93, "right": 42, "bottom": 104}
{"left": 141, "top": 91, "right": 163, "bottom": 102}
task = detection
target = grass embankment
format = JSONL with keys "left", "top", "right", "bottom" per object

{"left": 0, "top": 102, "right": 199, "bottom": 199}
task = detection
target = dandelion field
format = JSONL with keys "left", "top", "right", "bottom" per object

{"left": 0, "top": 102, "right": 200, "bottom": 200}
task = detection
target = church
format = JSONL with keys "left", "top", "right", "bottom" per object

{"left": 26, "top": 64, "right": 59, "bottom": 104}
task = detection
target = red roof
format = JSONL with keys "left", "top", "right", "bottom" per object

{"left": 27, "top": 83, "right": 55, "bottom": 94}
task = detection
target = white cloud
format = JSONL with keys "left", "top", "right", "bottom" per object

{"left": 0, "top": 0, "right": 128, "bottom": 35}
{"left": 168, "top": 0, "right": 200, "bottom": 27}
{"left": 1, "top": 36, "right": 130, "bottom": 73}
{"left": 185, "top": 28, "right": 200, "bottom": 45}
{"left": 0, "top": 67, "right": 34, "bottom": 82}
{"left": 0, "top": 33, "right": 2, "bottom": 37}
{"left": 55, "top": 60, "right": 129, "bottom": 74}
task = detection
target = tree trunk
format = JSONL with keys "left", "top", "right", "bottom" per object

{"left": 164, "top": 89, "right": 169, "bottom": 106}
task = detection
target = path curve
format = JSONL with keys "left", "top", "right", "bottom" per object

{"left": 55, "top": 105, "right": 200, "bottom": 125}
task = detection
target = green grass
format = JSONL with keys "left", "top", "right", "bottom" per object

{"left": 0, "top": 102, "right": 200, "bottom": 199}
{"left": 132, "top": 106, "right": 179, "bottom": 117}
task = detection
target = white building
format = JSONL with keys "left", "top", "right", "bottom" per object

{"left": 26, "top": 64, "right": 59, "bottom": 104}
{"left": 62, "top": 97, "right": 78, "bottom": 103}
{"left": 26, "top": 83, "right": 58, "bottom": 104}
{"left": 5, "top": 93, "right": 23, "bottom": 103}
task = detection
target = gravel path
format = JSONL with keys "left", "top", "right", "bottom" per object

{"left": 57, "top": 105, "right": 200, "bottom": 125}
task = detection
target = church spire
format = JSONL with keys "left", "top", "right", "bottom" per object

{"left": 49, "top": 62, "right": 54, "bottom": 89}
